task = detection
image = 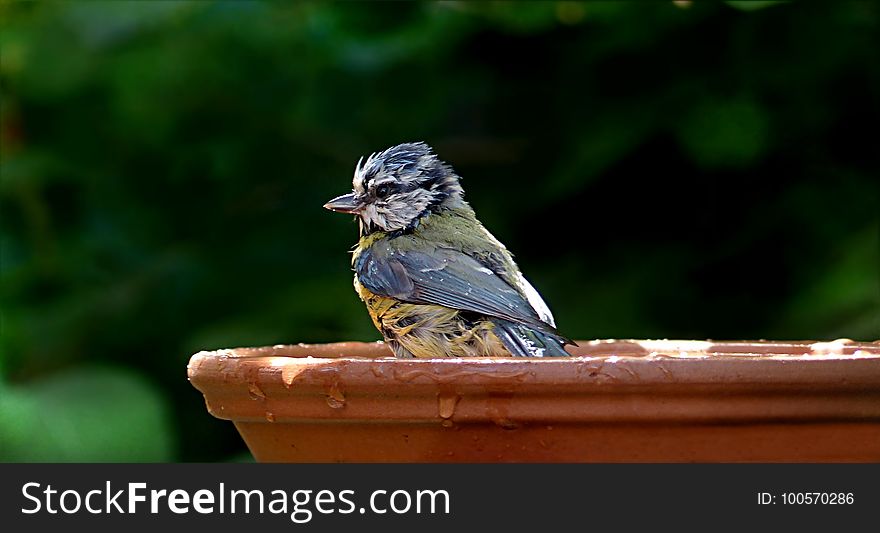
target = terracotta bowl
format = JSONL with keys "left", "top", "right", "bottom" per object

{"left": 187, "top": 339, "right": 880, "bottom": 462}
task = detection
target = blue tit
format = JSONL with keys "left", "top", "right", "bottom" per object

{"left": 324, "top": 142, "right": 573, "bottom": 358}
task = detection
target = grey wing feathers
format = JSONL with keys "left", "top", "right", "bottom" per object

{"left": 355, "top": 241, "right": 567, "bottom": 346}
{"left": 492, "top": 319, "right": 570, "bottom": 357}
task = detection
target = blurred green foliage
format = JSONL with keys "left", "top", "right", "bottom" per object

{"left": 1, "top": 1, "right": 877, "bottom": 461}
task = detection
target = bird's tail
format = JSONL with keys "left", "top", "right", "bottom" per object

{"left": 492, "top": 319, "right": 572, "bottom": 357}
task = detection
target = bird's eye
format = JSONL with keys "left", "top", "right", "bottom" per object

{"left": 375, "top": 184, "right": 391, "bottom": 198}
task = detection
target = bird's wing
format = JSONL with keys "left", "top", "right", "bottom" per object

{"left": 355, "top": 241, "right": 558, "bottom": 336}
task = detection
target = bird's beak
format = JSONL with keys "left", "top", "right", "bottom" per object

{"left": 323, "top": 193, "right": 362, "bottom": 214}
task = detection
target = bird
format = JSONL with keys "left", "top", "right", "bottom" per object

{"left": 323, "top": 141, "right": 573, "bottom": 358}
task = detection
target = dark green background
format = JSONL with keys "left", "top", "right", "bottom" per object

{"left": 1, "top": 1, "right": 877, "bottom": 462}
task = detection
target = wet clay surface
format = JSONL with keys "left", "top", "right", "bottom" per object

{"left": 188, "top": 339, "right": 880, "bottom": 462}
{"left": 193, "top": 338, "right": 878, "bottom": 359}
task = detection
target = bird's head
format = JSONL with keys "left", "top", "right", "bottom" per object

{"left": 324, "top": 142, "right": 464, "bottom": 234}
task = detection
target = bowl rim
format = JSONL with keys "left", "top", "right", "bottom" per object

{"left": 187, "top": 339, "right": 880, "bottom": 425}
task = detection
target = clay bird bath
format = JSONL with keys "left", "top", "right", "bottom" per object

{"left": 187, "top": 339, "right": 880, "bottom": 462}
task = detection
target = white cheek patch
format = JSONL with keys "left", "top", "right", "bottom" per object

{"left": 360, "top": 204, "right": 381, "bottom": 228}
{"left": 365, "top": 189, "right": 436, "bottom": 232}
{"left": 400, "top": 189, "right": 433, "bottom": 209}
